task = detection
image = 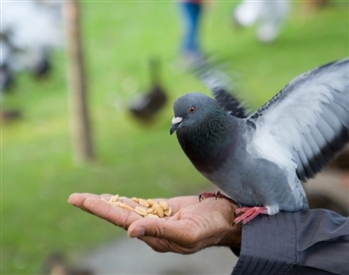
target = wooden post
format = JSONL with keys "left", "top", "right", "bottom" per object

{"left": 64, "top": 0, "right": 94, "bottom": 164}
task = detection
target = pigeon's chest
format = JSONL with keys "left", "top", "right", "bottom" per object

{"left": 178, "top": 134, "right": 234, "bottom": 174}
{"left": 204, "top": 153, "right": 257, "bottom": 204}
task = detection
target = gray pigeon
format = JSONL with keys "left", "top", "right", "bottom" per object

{"left": 170, "top": 58, "right": 349, "bottom": 224}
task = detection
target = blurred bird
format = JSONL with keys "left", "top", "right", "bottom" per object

{"left": 41, "top": 253, "right": 94, "bottom": 275}
{"left": 0, "top": 63, "right": 14, "bottom": 92}
{"left": 170, "top": 58, "right": 349, "bottom": 224}
{"left": 129, "top": 58, "right": 167, "bottom": 122}
{"left": 0, "top": 109, "right": 22, "bottom": 123}
{"left": 193, "top": 61, "right": 249, "bottom": 119}
{"left": 0, "top": 33, "right": 16, "bottom": 92}
{"left": 233, "top": 0, "right": 290, "bottom": 43}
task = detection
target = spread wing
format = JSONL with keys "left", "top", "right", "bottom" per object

{"left": 195, "top": 62, "right": 249, "bottom": 118}
{"left": 246, "top": 58, "right": 349, "bottom": 182}
{"left": 212, "top": 86, "right": 249, "bottom": 118}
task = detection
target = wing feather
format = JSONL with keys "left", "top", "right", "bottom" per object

{"left": 328, "top": 102, "right": 349, "bottom": 128}
{"left": 310, "top": 126, "right": 335, "bottom": 163}
{"left": 195, "top": 62, "right": 249, "bottom": 118}
{"left": 305, "top": 140, "right": 321, "bottom": 172}
{"left": 246, "top": 58, "right": 349, "bottom": 182}
{"left": 293, "top": 153, "right": 305, "bottom": 180}
{"left": 306, "top": 129, "right": 327, "bottom": 167}
{"left": 298, "top": 146, "right": 315, "bottom": 178}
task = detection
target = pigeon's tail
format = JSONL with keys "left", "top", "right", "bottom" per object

{"left": 193, "top": 61, "right": 250, "bottom": 118}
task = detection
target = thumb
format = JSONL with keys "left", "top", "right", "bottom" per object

{"left": 128, "top": 218, "right": 184, "bottom": 241}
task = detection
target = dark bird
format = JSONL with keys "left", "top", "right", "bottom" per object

{"left": 41, "top": 253, "right": 94, "bottom": 275}
{"left": 0, "top": 63, "right": 14, "bottom": 92}
{"left": 129, "top": 58, "right": 167, "bottom": 122}
{"left": 170, "top": 58, "right": 349, "bottom": 224}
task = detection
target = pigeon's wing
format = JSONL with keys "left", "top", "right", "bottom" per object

{"left": 246, "top": 58, "right": 349, "bottom": 182}
{"left": 195, "top": 63, "right": 249, "bottom": 118}
{"left": 211, "top": 87, "right": 249, "bottom": 118}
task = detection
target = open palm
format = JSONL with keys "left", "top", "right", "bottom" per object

{"left": 68, "top": 193, "right": 241, "bottom": 254}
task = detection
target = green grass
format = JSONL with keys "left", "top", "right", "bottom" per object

{"left": 1, "top": 1, "right": 348, "bottom": 274}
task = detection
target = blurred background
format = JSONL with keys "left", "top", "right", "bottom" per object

{"left": 1, "top": 0, "right": 348, "bottom": 274}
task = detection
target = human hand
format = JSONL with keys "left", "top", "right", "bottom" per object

{"left": 68, "top": 193, "right": 241, "bottom": 254}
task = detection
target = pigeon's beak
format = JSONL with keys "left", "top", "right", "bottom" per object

{"left": 170, "top": 117, "right": 183, "bottom": 135}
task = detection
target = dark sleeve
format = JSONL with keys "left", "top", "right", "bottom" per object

{"left": 231, "top": 209, "right": 349, "bottom": 275}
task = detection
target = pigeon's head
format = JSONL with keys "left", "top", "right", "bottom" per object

{"left": 170, "top": 92, "right": 220, "bottom": 135}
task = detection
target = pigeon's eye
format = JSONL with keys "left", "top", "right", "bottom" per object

{"left": 188, "top": 106, "right": 196, "bottom": 113}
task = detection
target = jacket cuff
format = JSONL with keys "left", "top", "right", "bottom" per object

{"left": 231, "top": 213, "right": 297, "bottom": 275}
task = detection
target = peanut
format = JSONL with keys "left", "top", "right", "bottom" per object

{"left": 105, "top": 195, "right": 172, "bottom": 219}
{"left": 119, "top": 203, "right": 134, "bottom": 212}
{"left": 134, "top": 206, "right": 148, "bottom": 217}
{"left": 147, "top": 199, "right": 156, "bottom": 206}
{"left": 147, "top": 208, "right": 154, "bottom": 214}
{"left": 138, "top": 199, "right": 150, "bottom": 207}
{"left": 164, "top": 208, "right": 172, "bottom": 217}
{"left": 152, "top": 203, "right": 164, "bottom": 218}
{"left": 159, "top": 201, "right": 169, "bottom": 211}
{"left": 111, "top": 194, "right": 119, "bottom": 202}
{"left": 132, "top": 197, "right": 139, "bottom": 203}
{"left": 147, "top": 214, "right": 160, "bottom": 219}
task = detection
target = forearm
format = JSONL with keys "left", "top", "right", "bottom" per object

{"left": 232, "top": 209, "right": 349, "bottom": 275}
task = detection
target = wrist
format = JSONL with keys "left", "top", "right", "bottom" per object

{"left": 218, "top": 222, "right": 242, "bottom": 248}
{"left": 215, "top": 199, "right": 242, "bottom": 249}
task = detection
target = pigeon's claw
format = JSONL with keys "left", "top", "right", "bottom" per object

{"left": 198, "top": 191, "right": 217, "bottom": 202}
{"left": 234, "top": 206, "right": 268, "bottom": 225}
{"left": 199, "top": 191, "right": 237, "bottom": 204}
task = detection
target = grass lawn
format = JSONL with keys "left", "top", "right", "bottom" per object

{"left": 1, "top": 1, "right": 348, "bottom": 274}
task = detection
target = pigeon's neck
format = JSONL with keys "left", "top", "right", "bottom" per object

{"left": 177, "top": 114, "right": 239, "bottom": 173}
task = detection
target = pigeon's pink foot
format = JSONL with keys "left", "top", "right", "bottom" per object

{"left": 234, "top": 206, "right": 268, "bottom": 225}
{"left": 199, "top": 191, "right": 237, "bottom": 204}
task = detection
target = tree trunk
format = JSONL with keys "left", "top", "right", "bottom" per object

{"left": 64, "top": 0, "right": 94, "bottom": 164}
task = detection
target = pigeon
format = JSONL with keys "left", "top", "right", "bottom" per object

{"left": 170, "top": 58, "right": 349, "bottom": 224}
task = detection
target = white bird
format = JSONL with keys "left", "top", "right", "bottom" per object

{"left": 233, "top": 0, "right": 290, "bottom": 43}
{"left": 1, "top": 1, "right": 63, "bottom": 76}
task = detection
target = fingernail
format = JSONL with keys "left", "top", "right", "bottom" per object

{"left": 129, "top": 227, "right": 145, "bottom": 238}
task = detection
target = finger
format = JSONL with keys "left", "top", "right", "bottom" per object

{"left": 68, "top": 193, "right": 91, "bottom": 206}
{"left": 68, "top": 193, "right": 102, "bottom": 212}
{"left": 138, "top": 236, "right": 171, "bottom": 253}
{"left": 139, "top": 236, "right": 200, "bottom": 254}
{"left": 83, "top": 197, "right": 141, "bottom": 230}
{"left": 128, "top": 217, "right": 200, "bottom": 246}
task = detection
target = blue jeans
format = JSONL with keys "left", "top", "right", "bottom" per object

{"left": 180, "top": 1, "right": 202, "bottom": 55}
